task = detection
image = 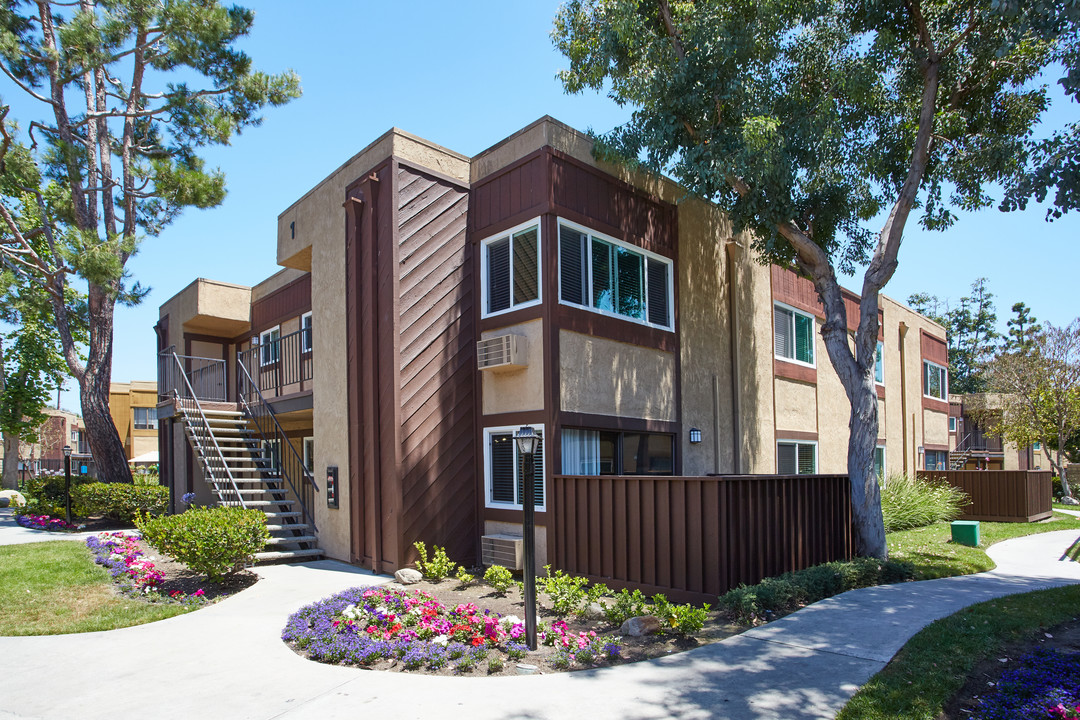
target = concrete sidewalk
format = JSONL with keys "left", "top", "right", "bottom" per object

{"left": 1, "top": 520, "right": 1079, "bottom": 720}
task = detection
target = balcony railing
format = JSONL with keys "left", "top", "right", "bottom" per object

{"left": 158, "top": 346, "right": 227, "bottom": 403}
{"left": 237, "top": 326, "right": 313, "bottom": 404}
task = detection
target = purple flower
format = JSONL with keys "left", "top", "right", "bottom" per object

{"left": 181, "top": 492, "right": 196, "bottom": 505}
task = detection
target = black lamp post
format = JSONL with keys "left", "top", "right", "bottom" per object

{"left": 514, "top": 425, "right": 539, "bottom": 650}
{"left": 62, "top": 445, "right": 72, "bottom": 525}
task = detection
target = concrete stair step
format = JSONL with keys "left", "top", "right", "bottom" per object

{"left": 244, "top": 499, "right": 295, "bottom": 508}
{"left": 264, "top": 511, "right": 302, "bottom": 520}
{"left": 266, "top": 523, "right": 311, "bottom": 533}
{"left": 255, "top": 548, "right": 323, "bottom": 563}
{"left": 266, "top": 534, "right": 318, "bottom": 546}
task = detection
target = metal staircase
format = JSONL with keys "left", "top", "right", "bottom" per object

{"left": 163, "top": 349, "right": 321, "bottom": 563}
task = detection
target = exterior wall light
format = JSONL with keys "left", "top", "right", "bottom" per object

{"left": 689, "top": 427, "right": 702, "bottom": 444}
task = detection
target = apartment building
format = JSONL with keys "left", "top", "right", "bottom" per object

{"left": 156, "top": 117, "right": 948, "bottom": 571}
{"left": 109, "top": 381, "right": 159, "bottom": 463}
{"left": 0, "top": 407, "right": 89, "bottom": 476}
{"left": 949, "top": 394, "right": 1051, "bottom": 471}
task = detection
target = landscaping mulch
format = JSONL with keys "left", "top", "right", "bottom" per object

{"left": 126, "top": 535, "right": 259, "bottom": 602}
{"left": 941, "top": 618, "right": 1080, "bottom": 719}
{"left": 285, "top": 572, "right": 741, "bottom": 676}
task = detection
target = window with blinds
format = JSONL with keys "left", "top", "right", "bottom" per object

{"left": 874, "top": 341, "right": 884, "bottom": 384}
{"left": 773, "top": 304, "right": 814, "bottom": 365}
{"left": 777, "top": 440, "right": 816, "bottom": 474}
{"left": 486, "top": 427, "right": 544, "bottom": 509}
{"left": 557, "top": 220, "right": 672, "bottom": 330}
{"left": 482, "top": 221, "right": 541, "bottom": 317}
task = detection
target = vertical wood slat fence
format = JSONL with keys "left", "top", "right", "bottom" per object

{"left": 917, "top": 470, "right": 1052, "bottom": 523}
{"left": 549, "top": 474, "right": 853, "bottom": 604}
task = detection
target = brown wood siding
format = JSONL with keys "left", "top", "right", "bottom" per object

{"left": 470, "top": 150, "right": 547, "bottom": 238}
{"left": 918, "top": 470, "right": 1052, "bottom": 522}
{"left": 551, "top": 151, "right": 676, "bottom": 257}
{"left": 920, "top": 330, "right": 948, "bottom": 365}
{"left": 251, "top": 274, "right": 312, "bottom": 332}
{"left": 774, "top": 358, "right": 817, "bottom": 384}
{"left": 550, "top": 474, "right": 852, "bottom": 603}
{"left": 395, "top": 163, "right": 477, "bottom": 568}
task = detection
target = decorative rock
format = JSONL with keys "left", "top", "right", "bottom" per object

{"left": 394, "top": 568, "right": 423, "bottom": 584}
{"left": 1062, "top": 495, "right": 1080, "bottom": 506}
{"left": 582, "top": 602, "right": 607, "bottom": 621}
{"left": 620, "top": 615, "right": 662, "bottom": 636}
{"left": 0, "top": 490, "right": 25, "bottom": 507}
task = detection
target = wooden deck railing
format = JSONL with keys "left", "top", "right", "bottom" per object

{"left": 549, "top": 474, "right": 853, "bottom": 603}
{"left": 917, "top": 470, "right": 1052, "bottom": 522}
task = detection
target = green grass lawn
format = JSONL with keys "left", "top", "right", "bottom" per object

{"left": 837, "top": 584, "right": 1080, "bottom": 720}
{"left": 889, "top": 511, "right": 1080, "bottom": 580}
{"left": 0, "top": 541, "right": 190, "bottom": 635}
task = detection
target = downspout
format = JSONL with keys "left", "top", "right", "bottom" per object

{"left": 726, "top": 243, "right": 742, "bottom": 474}
{"left": 898, "top": 322, "right": 908, "bottom": 474}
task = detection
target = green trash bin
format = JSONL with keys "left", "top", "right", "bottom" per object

{"left": 951, "top": 520, "right": 980, "bottom": 547}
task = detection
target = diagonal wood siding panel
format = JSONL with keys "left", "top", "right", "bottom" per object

{"left": 551, "top": 474, "right": 853, "bottom": 603}
{"left": 395, "top": 164, "right": 476, "bottom": 566}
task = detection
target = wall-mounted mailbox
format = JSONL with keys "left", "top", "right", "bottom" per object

{"left": 326, "top": 465, "right": 339, "bottom": 509}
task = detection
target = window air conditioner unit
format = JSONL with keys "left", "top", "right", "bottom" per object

{"left": 481, "top": 533, "right": 524, "bottom": 570}
{"left": 476, "top": 334, "right": 527, "bottom": 372}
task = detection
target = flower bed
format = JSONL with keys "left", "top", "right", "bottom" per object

{"left": 85, "top": 532, "right": 207, "bottom": 606}
{"left": 16, "top": 513, "right": 77, "bottom": 532}
{"left": 282, "top": 585, "right": 623, "bottom": 675}
{"left": 972, "top": 647, "right": 1080, "bottom": 719}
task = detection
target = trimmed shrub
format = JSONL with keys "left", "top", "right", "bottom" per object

{"left": 881, "top": 473, "right": 968, "bottom": 533}
{"left": 71, "top": 482, "right": 169, "bottom": 523}
{"left": 16, "top": 474, "right": 96, "bottom": 518}
{"left": 718, "top": 557, "right": 915, "bottom": 624}
{"left": 136, "top": 506, "right": 268, "bottom": 582}
{"left": 484, "top": 564, "right": 514, "bottom": 595}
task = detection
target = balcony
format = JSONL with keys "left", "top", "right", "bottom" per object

{"left": 238, "top": 326, "right": 313, "bottom": 404}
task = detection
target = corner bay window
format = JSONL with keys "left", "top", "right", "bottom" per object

{"left": 774, "top": 303, "right": 814, "bottom": 365}
{"left": 777, "top": 440, "right": 816, "bottom": 474}
{"left": 561, "top": 428, "right": 674, "bottom": 475}
{"left": 559, "top": 222, "right": 672, "bottom": 329}
{"left": 486, "top": 427, "right": 544, "bottom": 509}
{"left": 482, "top": 222, "right": 540, "bottom": 317}
{"left": 923, "top": 360, "right": 947, "bottom": 400}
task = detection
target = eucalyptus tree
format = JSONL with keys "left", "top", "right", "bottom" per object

{"left": 554, "top": 0, "right": 1065, "bottom": 557}
{"left": 0, "top": 1, "right": 299, "bottom": 483}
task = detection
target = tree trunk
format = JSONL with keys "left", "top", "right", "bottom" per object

{"left": 79, "top": 282, "right": 131, "bottom": 484}
{"left": 848, "top": 374, "right": 886, "bottom": 557}
{"left": 2, "top": 432, "right": 19, "bottom": 490}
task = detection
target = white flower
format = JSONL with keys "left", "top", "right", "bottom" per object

{"left": 432, "top": 635, "right": 449, "bottom": 646}
{"left": 500, "top": 615, "right": 523, "bottom": 629}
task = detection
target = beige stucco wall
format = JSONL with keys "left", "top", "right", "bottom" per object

{"left": 736, "top": 248, "right": 779, "bottom": 473}
{"left": 481, "top": 320, "right": 544, "bottom": 416}
{"left": 677, "top": 199, "right": 734, "bottom": 476}
{"left": 775, "top": 379, "right": 818, "bottom": 434}
{"left": 560, "top": 331, "right": 676, "bottom": 422}
{"left": 160, "top": 278, "right": 251, "bottom": 338}
{"left": 923, "top": 409, "right": 949, "bottom": 446}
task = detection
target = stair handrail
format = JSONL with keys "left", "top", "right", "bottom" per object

{"left": 168, "top": 350, "right": 247, "bottom": 509}
{"left": 235, "top": 354, "right": 318, "bottom": 532}
{"left": 955, "top": 432, "right": 973, "bottom": 453}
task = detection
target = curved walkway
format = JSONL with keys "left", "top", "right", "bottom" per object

{"left": 2, "top": 520, "right": 1079, "bottom": 720}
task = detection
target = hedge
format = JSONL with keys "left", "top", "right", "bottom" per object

{"left": 71, "top": 482, "right": 169, "bottom": 523}
{"left": 136, "top": 506, "right": 268, "bottom": 581}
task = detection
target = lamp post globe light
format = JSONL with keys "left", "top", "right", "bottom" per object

{"left": 513, "top": 426, "right": 539, "bottom": 650}
{"left": 62, "top": 445, "right": 72, "bottom": 525}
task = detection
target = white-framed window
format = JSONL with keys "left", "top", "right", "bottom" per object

{"left": 1033, "top": 441, "right": 1041, "bottom": 450}
{"left": 480, "top": 219, "right": 541, "bottom": 318}
{"left": 70, "top": 429, "right": 78, "bottom": 442}
{"left": 777, "top": 439, "right": 817, "bottom": 474}
{"left": 484, "top": 425, "right": 545, "bottom": 510}
{"left": 302, "top": 436, "right": 314, "bottom": 473}
{"left": 261, "top": 438, "right": 281, "bottom": 474}
{"left": 134, "top": 407, "right": 158, "bottom": 430}
{"left": 260, "top": 326, "right": 281, "bottom": 366}
{"left": 923, "top": 360, "right": 948, "bottom": 400}
{"left": 774, "top": 302, "right": 815, "bottom": 366}
{"left": 558, "top": 219, "right": 673, "bottom": 330}
{"left": 874, "top": 341, "right": 884, "bottom": 384}
{"left": 949, "top": 416, "right": 957, "bottom": 433}
{"left": 874, "top": 444, "right": 886, "bottom": 482}
{"left": 301, "top": 312, "right": 313, "bottom": 353}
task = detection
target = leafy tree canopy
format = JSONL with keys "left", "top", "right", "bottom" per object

{"left": 908, "top": 278, "right": 998, "bottom": 394}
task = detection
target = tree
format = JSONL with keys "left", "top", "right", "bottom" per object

{"left": 1004, "top": 301, "right": 1042, "bottom": 354}
{"left": 983, "top": 321, "right": 1080, "bottom": 495}
{"left": 0, "top": 280, "right": 74, "bottom": 489}
{"left": 0, "top": 1, "right": 300, "bottom": 484}
{"left": 554, "top": 0, "right": 1065, "bottom": 557}
{"left": 908, "top": 278, "right": 998, "bottom": 394}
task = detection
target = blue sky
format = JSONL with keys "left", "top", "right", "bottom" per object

{"left": 3, "top": 1, "right": 1077, "bottom": 411}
